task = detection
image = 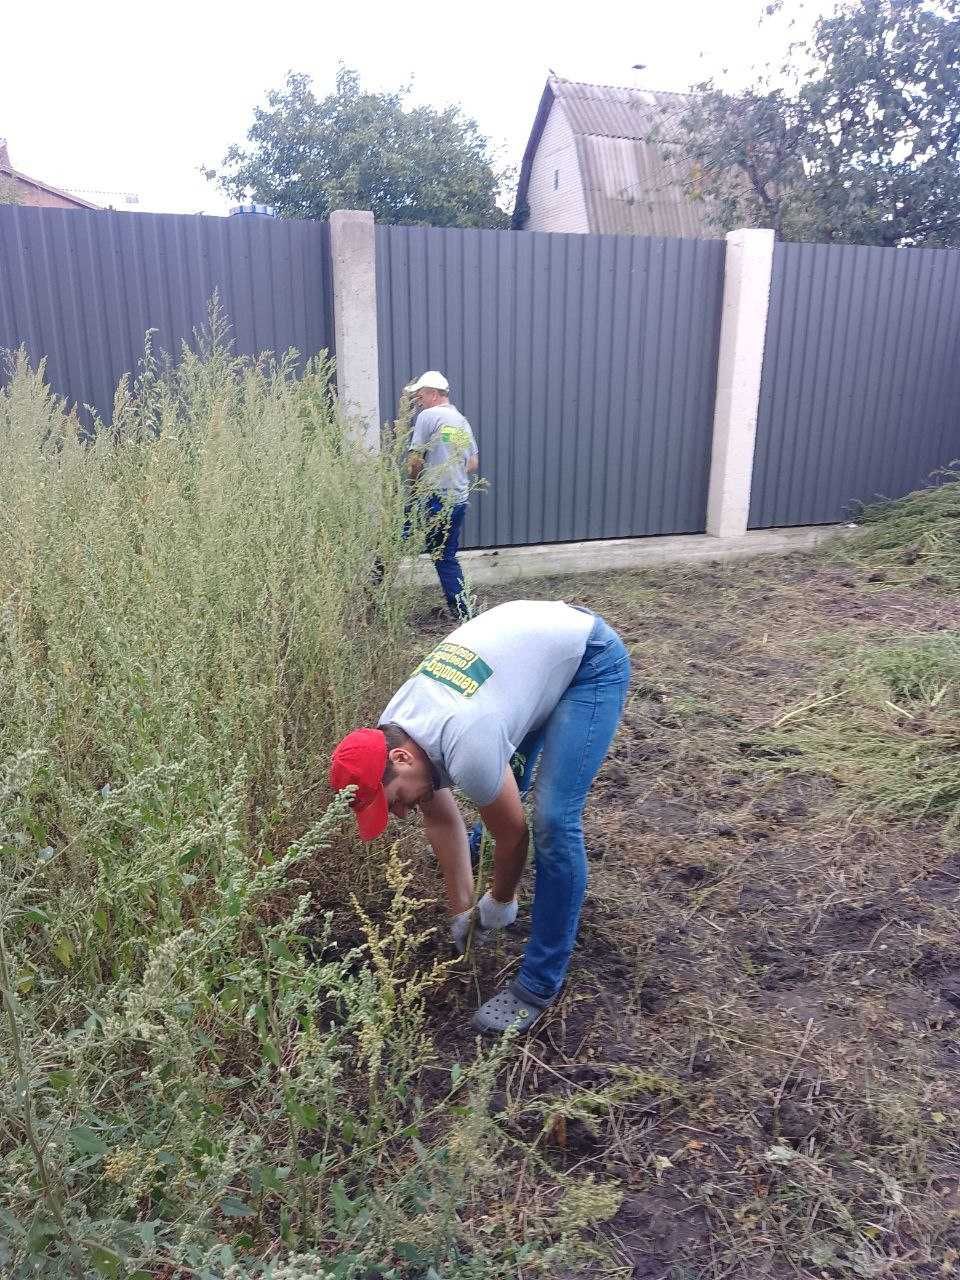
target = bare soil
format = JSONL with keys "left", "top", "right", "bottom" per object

{"left": 365, "top": 552, "right": 960, "bottom": 1277}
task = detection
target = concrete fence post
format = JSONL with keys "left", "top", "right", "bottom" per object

{"left": 706, "top": 228, "right": 776, "bottom": 538}
{"left": 329, "top": 209, "right": 381, "bottom": 452}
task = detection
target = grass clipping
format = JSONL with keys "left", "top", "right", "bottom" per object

{"left": 760, "top": 631, "right": 960, "bottom": 834}
{"left": 770, "top": 471, "right": 960, "bottom": 833}
{"left": 838, "top": 466, "right": 960, "bottom": 589}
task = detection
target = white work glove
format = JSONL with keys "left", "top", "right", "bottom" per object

{"left": 450, "top": 892, "right": 519, "bottom": 954}
{"left": 477, "top": 891, "right": 518, "bottom": 931}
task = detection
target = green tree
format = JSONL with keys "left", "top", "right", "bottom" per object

{"left": 210, "top": 66, "right": 510, "bottom": 228}
{"left": 666, "top": 0, "right": 960, "bottom": 246}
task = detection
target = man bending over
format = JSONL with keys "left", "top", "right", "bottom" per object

{"left": 329, "top": 600, "right": 630, "bottom": 1034}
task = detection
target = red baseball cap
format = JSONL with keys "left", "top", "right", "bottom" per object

{"left": 329, "top": 728, "right": 389, "bottom": 841}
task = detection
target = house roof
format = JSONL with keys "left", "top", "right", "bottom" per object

{"left": 513, "top": 77, "right": 716, "bottom": 238}
{"left": 550, "top": 77, "right": 692, "bottom": 141}
{"left": 0, "top": 139, "right": 98, "bottom": 209}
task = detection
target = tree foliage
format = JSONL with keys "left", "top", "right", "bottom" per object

{"left": 667, "top": 0, "right": 960, "bottom": 246}
{"left": 211, "top": 66, "right": 509, "bottom": 228}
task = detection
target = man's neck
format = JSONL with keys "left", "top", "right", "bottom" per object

{"left": 410, "top": 735, "right": 443, "bottom": 789}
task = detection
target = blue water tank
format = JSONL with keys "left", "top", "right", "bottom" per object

{"left": 229, "top": 203, "right": 275, "bottom": 218}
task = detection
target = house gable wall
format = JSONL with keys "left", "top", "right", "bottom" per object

{"left": 523, "top": 100, "right": 590, "bottom": 233}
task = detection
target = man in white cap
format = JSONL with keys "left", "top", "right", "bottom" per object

{"left": 403, "top": 371, "right": 479, "bottom": 621}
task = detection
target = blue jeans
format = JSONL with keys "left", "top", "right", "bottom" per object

{"left": 416, "top": 495, "right": 469, "bottom": 620}
{"left": 471, "top": 615, "right": 631, "bottom": 1003}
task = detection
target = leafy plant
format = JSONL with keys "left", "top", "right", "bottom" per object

{"left": 209, "top": 66, "right": 510, "bottom": 229}
{"left": 661, "top": 0, "right": 960, "bottom": 246}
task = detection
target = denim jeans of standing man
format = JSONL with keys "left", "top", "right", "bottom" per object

{"left": 421, "top": 493, "right": 470, "bottom": 621}
{"left": 371, "top": 494, "right": 471, "bottom": 622}
{"left": 470, "top": 614, "right": 631, "bottom": 1003}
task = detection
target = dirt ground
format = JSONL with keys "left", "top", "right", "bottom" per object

{"left": 393, "top": 549, "right": 960, "bottom": 1279}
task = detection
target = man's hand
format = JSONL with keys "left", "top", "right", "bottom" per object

{"left": 450, "top": 909, "right": 475, "bottom": 954}
{"left": 477, "top": 890, "right": 518, "bottom": 931}
{"left": 450, "top": 891, "right": 518, "bottom": 954}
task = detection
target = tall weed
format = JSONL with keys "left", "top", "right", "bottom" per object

{"left": 0, "top": 325, "right": 548, "bottom": 1278}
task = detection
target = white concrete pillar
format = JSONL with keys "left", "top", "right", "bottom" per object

{"left": 329, "top": 209, "right": 381, "bottom": 452}
{"left": 706, "top": 228, "right": 776, "bottom": 538}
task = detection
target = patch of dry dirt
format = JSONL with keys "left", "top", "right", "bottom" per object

{"left": 378, "top": 552, "right": 960, "bottom": 1276}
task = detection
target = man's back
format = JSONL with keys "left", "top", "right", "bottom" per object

{"left": 380, "top": 601, "right": 594, "bottom": 805}
{"left": 410, "top": 404, "right": 478, "bottom": 504}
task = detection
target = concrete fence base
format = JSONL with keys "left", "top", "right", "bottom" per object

{"left": 404, "top": 524, "right": 852, "bottom": 589}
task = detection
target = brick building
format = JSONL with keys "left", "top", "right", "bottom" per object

{"left": 0, "top": 139, "right": 97, "bottom": 209}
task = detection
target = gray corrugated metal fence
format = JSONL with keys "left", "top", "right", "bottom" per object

{"left": 0, "top": 207, "right": 333, "bottom": 426}
{"left": 377, "top": 224, "right": 725, "bottom": 548}
{"left": 5, "top": 207, "right": 960, "bottom": 548}
{"left": 750, "top": 240, "right": 960, "bottom": 528}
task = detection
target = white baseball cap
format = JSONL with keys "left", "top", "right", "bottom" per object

{"left": 404, "top": 370, "right": 449, "bottom": 394}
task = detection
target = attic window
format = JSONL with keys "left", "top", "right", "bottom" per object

{"left": 553, "top": 169, "right": 559, "bottom": 190}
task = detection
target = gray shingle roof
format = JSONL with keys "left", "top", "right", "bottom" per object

{"left": 515, "top": 77, "right": 719, "bottom": 240}
{"left": 550, "top": 78, "right": 692, "bottom": 142}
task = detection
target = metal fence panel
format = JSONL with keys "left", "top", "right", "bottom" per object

{"left": 377, "top": 224, "right": 725, "bottom": 548}
{"left": 0, "top": 208, "right": 333, "bottom": 426}
{"left": 750, "top": 240, "right": 960, "bottom": 528}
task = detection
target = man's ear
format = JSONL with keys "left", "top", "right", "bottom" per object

{"left": 388, "top": 746, "right": 414, "bottom": 769}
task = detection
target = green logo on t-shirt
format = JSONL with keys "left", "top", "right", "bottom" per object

{"left": 416, "top": 642, "right": 492, "bottom": 698}
{"left": 438, "top": 425, "right": 473, "bottom": 451}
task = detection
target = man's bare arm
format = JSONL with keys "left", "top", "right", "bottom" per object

{"left": 420, "top": 787, "right": 473, "bottom": 914}
{"left": 477, "top": 769, "right": 529, "bottom": 904}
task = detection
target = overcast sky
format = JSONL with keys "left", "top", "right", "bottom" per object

{"left": 2, "top": 0, "right": 819, "bottom": 216}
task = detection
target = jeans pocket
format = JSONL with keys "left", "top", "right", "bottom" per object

{"left": 580, "top": 636, "right": 629, "bottom": 685}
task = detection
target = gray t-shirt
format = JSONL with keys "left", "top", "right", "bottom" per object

{"left": 409, "top": 404, "right": 478, "bottom": 504}
{"left": 379, "top": 600, "right": 594, "bottom": 807}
